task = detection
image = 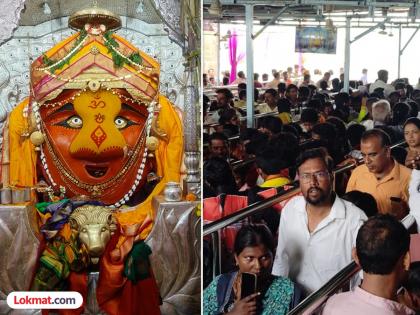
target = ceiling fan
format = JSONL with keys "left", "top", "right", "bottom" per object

{"left": 207, "top": 0, "right": 223, "bottom": 17}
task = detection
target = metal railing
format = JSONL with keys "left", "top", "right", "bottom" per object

{"left": 204, "top": 140, "right": 406, "bottom": 236}
{"left": 204, "top": 111, "right": 279, "bottom": 131}
{"left": 204, "top": 161, "right": 357, "bottom": 280}
{"left": 204, "top": 182, "right": 300, "bottom": 236}
{"left": 203, "top": 160, "right": 359, "bottom": 237}
{"left": 239, "top": 111, "right": 278, "bottom": 122}
{"left": 287, "top": 213, "right": 416, "bottom": 314}
{"left": 204, "top": 139, "right": 407, "bottom": 285}
{"left": 231, "top": 157, "right": 256, "bottom": 169}
{"left": 288, "top": 261, "right": 360, "bottom": 315}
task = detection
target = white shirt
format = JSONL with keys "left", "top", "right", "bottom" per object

{"left": 256, "top": 103, "right": 277, "bottom": 114}
{"left": 272, "top": 195, "right": 367, "bottom": 294}
{"left": 361, "top": 119, "right": 374, "bottom": 130}
{"left": 409, "top": 169, "right": 420, "bottom": 229}
{"left": 316, "top": 78, "right": 330, "bottom": 88}
{"left": 369, "top": 79, "right": 395, "bottom": 97}
{"left": 360, "top": 74, "right": 368, "bottom": 85}
{"left": 266, "top": 78, "right": 281, "bottom": 89}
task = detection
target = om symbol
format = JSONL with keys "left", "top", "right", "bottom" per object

{"left": 95, "top": 113, "right": 105, "bottom": 123}
{"left": 89, "top": 100, "right": 106, "bottom": 109}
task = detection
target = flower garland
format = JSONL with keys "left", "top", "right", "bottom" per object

{"left": 36, "top": 30, "right": 88, "bottom": 73}
{"left": 113, "top": 102, "right": 154, "bottom": 208}
{"left": 103, "top": 31, "right": 152, "bottom": 70}
{"left": 35, "top": 30, "right": 157, "bottom": 84}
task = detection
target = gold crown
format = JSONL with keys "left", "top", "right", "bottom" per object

{"left": 69, "top": 7, "right": 122, "bottom": 31}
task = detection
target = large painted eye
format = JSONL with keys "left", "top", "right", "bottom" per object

{"left": 114, "top": 116, "right": 128, "bottom": 129}
{"left": 66, "top": 116, "right": 83, "bottom": 128}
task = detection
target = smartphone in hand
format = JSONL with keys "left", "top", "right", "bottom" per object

{"left": 241, "top": 272, "right": 257, "bottom": 299}
{"left": 390, "top": 197, "right": 408, "bottom": 220}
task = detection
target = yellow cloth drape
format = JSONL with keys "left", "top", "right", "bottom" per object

{"left": 8, "top": 98, "right": 37, "bottom": 187}
{"left": 259, "top": 177, "right": 291, "bottom": 188}
{"left": 357, "top": 105, "right": 367, "bottom": 122}
{"left": 278, "top": 112, "right": 292, "bottom": 125}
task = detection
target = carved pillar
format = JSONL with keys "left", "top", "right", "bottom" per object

{"left": 183, "top": 65, "right": 200, "bottom": 195}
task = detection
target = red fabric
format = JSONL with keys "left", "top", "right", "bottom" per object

{"left": 257, "top": 185, "right": 301, "bottom": 213}
{"left": 203, "top": 195, "right": 248, "bottom": 222}
{"left": 203, "top": 194, "right": 248, "bottom": 251}
{"left": 223, "top": 224, "right": 242, "bottom": 251}
{"left": 223, "top": 195, "right": 248, "bottom": 216}
{"left": 96, "top": 234, "right": 161, "bottom": 315}
{"left": 58, "top": 273, "right": 88, "bottom": 315}
{"left": 257, "top": 188, "right": 278, "bottom": 199}
{"left": 410, "top": 234, "right": 420, "bottom": 262}
{"left": 41, "top": 273, "right": 88, "bottom": 315}
{"left": 203, "top": 196, "right": 222, "bottom": 222}
{"left": 42, "top": 233, "right": 161, "bottom": 315}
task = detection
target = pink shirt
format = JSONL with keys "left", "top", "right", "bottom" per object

{"left": 322, "top": 286, "right": 415, "bottom": 315}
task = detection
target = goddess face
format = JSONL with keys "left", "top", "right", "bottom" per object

{"left": 39, "top": 88, "right": 151, "bottom": 204}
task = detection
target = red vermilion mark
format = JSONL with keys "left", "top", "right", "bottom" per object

{"left": 89, "top": 100, "right": 106, "bottom": 109}
{"left": 91, "top": 125, "right": 107, "bottom": 147}
{"left": 94, "top": 113, "right": 105, "bottom": 123}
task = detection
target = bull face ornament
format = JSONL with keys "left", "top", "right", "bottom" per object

{"left": 69, "top": 205, "right": 117, "bottom": 264}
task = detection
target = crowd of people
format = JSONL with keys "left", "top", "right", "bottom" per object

{"left": 203, "top": 66, "right": 420, "bottom": 314}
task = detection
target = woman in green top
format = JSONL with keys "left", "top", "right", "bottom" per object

{"left": 203, "top": 224, "right": 301, "bottom": 315}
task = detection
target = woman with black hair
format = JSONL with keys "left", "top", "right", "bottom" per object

{"left": 203, "top": 224, "right": 301, "bottom": 315}
{"left": 404, "top": 117, "right": 420, "bottom": 169}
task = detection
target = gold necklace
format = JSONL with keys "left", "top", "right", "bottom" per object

{"left": 41, "top": 122, "right": 147, "bottom": 197}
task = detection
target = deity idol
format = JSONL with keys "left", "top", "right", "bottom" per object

{"left": 2, "top": 7, "right": 184, "bottom": 315}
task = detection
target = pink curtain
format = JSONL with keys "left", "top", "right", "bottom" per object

{"left": 298, "top": 51, "right": 304, "bottom": 75}
{"left": 228, "top": 31, "right": 244, "bottom": 84}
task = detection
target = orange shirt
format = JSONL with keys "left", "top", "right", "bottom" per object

{"left": 346, "top": 161, "right": 412, "bottom": 215}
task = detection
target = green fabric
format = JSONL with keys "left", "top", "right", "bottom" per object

{"left": 35, "top": 201, "right": 53, "bottom": 214}
{"left": 124, "top": 241, "right": 152, "bottom": 283}
{"left": 203, "top": 275, "right": 220, "bottom": 315}
{"left": 35, "top": 198, "right": 69, "bottom": 214}
{"left": 32, "top": 265, "right": 66, "bottom": 291}
{"left": 203, "top": 275, "right": 295, "bottom": 315}
{"left": 33, "top": 233, "right": 89, "bottom": 290}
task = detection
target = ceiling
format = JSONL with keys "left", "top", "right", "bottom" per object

{"left": 203, "top": 0, "right": 420, "bottom": 26}
{"left": 19, "top": 0, "right": 163, "bottom": 26}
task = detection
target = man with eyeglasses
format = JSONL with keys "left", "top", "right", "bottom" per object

{"left": 272, "top": 148, "right": 367, "bottom": 294}
{"left": 346, "top": 129, "right": 412, "bottom": 219}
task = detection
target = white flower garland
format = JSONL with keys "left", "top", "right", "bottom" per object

{"left": 112, "top": 101, "right": 154, "bottom": 208}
